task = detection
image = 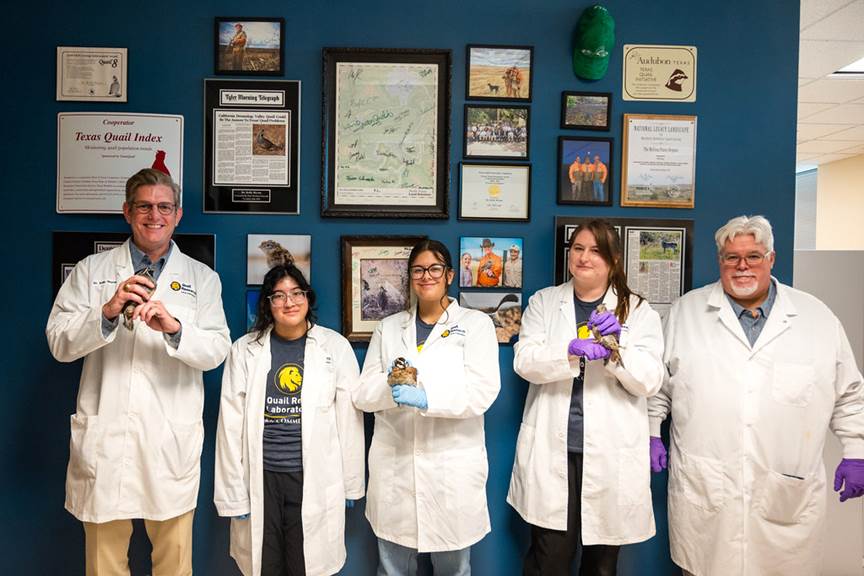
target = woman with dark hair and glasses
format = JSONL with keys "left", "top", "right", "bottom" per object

{"left": 508, "top": 220, "right": 664, "bottom": 576}
{"left": 354, "top": 239, "right": 500, "bottom": 576}
{"left": 215, "top": 264, "right": 365, "bottom": 576}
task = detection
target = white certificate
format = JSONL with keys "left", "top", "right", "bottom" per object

{"left": 57, "top": 113, "right": 184, "bottom": 213}
{"left": 56, "top": 47, "right": 128, "bottom": 102}
{"left": 459, "top": 164, "right": 530, "bottom": 221}
{"left": 621, "top": 114, "right": 697, "bottom": 209}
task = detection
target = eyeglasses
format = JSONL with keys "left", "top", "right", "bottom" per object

{"left": 409, "top": 264, "right": 447, "bottom": 280}
{"left": 132, "top": 202, "right": 176, "bottom": 215}
{"left": 720, "top": 251, "right": 773, "bottom": 267}
{"left": 267, "top": 290, "right": 308, "bottom": 306}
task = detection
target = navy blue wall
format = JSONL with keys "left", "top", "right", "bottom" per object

{"left": 3, "top": 1, "right": 798, "bottom": 574}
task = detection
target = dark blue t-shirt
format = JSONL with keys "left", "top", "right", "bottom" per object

{"left": 568, "top": 294, "right": 605, "bottom": 453}
{"left": 416, "top": 315, "right": 436, "bottom": 351}
{"left": 263, "top": 333, "right": 305, "bottom": 472}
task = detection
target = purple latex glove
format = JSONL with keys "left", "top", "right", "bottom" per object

{"left": 392, "top": 384, "right": 428, "bottom": 410}
{"left": 567, "top": 338, "right": 610, "bottom": 361}
{"left": 650, "top": 436, "right": 668, "bottom": 473}
{"left": 588, "top": 309, "right": 621, "bottom": 338}
{"left": 834, "top": 458, "right": 864, "bottom": 502}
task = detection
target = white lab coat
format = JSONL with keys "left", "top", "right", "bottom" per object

{"left": 648, "top": 280, "right": 864, "bottom": 575}
{"left": 354, "top": 299, "right": 500, "bottom": 552}
{"left": 214, "top": 325, "right": 365, "bottom": 576}
{"left": 508, "top": 283, "right": 664, "bottom": 544}
{"left": 45, "top": 239, "right": 231, "bottom": 523}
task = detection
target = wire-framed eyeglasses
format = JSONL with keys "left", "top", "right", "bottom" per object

{"left": 267, "top": 290, "right": 308, "bottom": 306}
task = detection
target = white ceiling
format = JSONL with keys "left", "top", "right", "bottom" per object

{"left": 797, "top": 0, "right": 864, "bottom": 171}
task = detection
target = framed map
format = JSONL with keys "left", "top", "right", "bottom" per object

{"left": 321, "top": 48, "right": 451, "bottom": 218}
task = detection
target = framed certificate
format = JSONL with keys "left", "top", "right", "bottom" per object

{"left": 459, "top": 163, "right": 530, "bottom": 221}
{"left": 621, "top": 114, "right": 697, "bottom": 209}
{"left": 56, "top": 47, "right": 128, "bottom": 102}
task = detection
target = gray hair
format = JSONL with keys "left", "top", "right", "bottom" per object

{"left": 714, "top": 215, "right": 774, "bottom": 253}
{"left": 124, "top": 168, "right": 181, "bottom": 206}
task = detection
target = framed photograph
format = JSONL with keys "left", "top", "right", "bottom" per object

{"left": 204, "top": 79, "right": 301, "bottom": 214}
{"left": 246, "top": 234, "right": 311, "bottom": 285}
{"left": 621, "top": 113, "right": 697, "bottom": 208}
{"left": 459, "top": 163, "right": 530, "bottom": 222}
{"left": 321, "top": 48, "right": 451, "bottom": 219}
{"left": 52, "top": 232, "right": 215, "bottom": 297}
{"left": 557, "top": 136, "right": 612, "bottom": 206}
{"left": 553, "top": 216, "right": 693, "bottom": 319}
{"left": 459, "top": 291, "right": 523, "bottom": 344}
{"left": 56, "top": 47, "right": 127, "bottom": 102}
{"left": 465, "top": 45, "right": 533, "bottom": 102}
{"left": 561, "top": 91, "right": 611, "bottom": 130}
{"left": 246, "top": 289, "right": 261, "bottom": 331}
{"left": 464, "top": 104, "right": 530, "bottom": 160}
{"left": 341, "top": 235, "right": 426, "bottom": 342}
{"left": 215, "top": 18, "right": 284, "bottom": 76}
{"left": 459, "top": 237, "right": 523, "bottom": 289}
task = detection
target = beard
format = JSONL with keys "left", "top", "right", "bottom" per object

{"left": 728, "top": 276, "right": 759, "bottom": 298}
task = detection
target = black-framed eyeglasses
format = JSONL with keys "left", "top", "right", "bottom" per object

{"left": 267, "top": 289, "right": 308, "bottom": 306}
{"left": 133, "top": 202, "right": 176, "bottom": 215}
{"left": 409, "top": 264, "right": 447, "bottom": 280}
{"left": 720, "top": 251, "right": 772, "bottom": 267}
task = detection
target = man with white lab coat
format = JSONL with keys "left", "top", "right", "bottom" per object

{"left": 648, "top": 215, "right": 864, "bottom": 575}
{"left": 46, "top": 168, "right": 231, "bottom": 576}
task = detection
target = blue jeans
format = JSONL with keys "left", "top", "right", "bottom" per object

{"left": 593, "top": 180, "right": 603, "bottom": 202}
{"left": 377, "top": 538, "right": 471, "bottom": 576}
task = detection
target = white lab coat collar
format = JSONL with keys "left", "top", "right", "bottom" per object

{"left": 111, "top": 238, "right": 184, "bottom": 301}
{"left": 400, "top": 298, "right": 463, "bottom": 356}
{"left": 706, "top": 277, "right": 797, "bottom": 355}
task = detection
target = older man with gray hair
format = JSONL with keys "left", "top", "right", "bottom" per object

{"left": 647, "top": 215, "right": 864, "bottom": 575}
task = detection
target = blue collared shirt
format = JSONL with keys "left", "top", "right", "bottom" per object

{"left": 101, "top": 241, "right": 182, "bottom": 347}
{"left": 725, "top": 280, "right": 777, "bottom": 346}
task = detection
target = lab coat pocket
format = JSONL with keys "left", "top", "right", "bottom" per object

{"left": 756, "top": 470, "right": 817, "bottom": 525}
{"left": 617, "top": 448, "right": 649, "bottom": 506}
{"left": 69, "top": 414, "right": 99, "bottom": 479}
{"left": 672, "top": 452, "right": 725, "bottom": 512}
{"left": 160, "top": 420, "right": 204, "bottom": 479}
{"left": 771, "top": 363, "right": 815, "bottom": 407}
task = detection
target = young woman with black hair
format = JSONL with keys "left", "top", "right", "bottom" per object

{"left": 508, "top": 220, "right": 665, "bottom": 576}
{"left": 354, "top": 239, "right": 501, "bottom": 576}
{"left": 215, "top": 264, "right": 365, "bottom": 576}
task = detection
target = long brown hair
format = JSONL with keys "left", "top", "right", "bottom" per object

{"left": 569, "top": 219, "right": 644, "bottom": 323}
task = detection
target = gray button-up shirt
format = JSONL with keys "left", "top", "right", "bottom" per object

{"left": 725, "top": 280, "right": 777, "bottom": 346}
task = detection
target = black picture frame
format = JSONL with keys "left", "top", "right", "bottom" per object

{"left": 465, "top": 44, "right": 534, "bottom": 102}
{"left": 321, "top": 48, "right": 451, "bottom": 219}
{"left": 557, "top": 136, "right": 613, "bottom": 206}
{"left": 463, "top": 104, "right": 530, "bottom": 161}
{"left": 214, "top": 17, "right": 285, "bottom": 76}
{"left": 204, "top": 79, "right": 301, "bottom": 214}
{"left": 560, "top": 91, "right": 611, "bottom": 130}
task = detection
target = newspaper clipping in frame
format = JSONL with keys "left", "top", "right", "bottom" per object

{"left": 56, "top": 47, "right": 128, "bottom": 102}
{"left": 56, "top": 113, "right": 184, "bottom": 213}
{"left": 625, "top": 226, "right": 686, "bottom": 319}
{"left": 204, "top": 80, "right": 301, "bottom": 214}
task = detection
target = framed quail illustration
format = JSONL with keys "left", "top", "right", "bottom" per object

{"left": 204, "top": 78, "right": 301, "bottom": 214}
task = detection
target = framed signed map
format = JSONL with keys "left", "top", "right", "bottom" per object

{"left": 321, "top": 48, "right": 451, "bottom": 218}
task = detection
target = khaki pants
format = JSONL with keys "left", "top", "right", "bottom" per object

{"left": 83, "top": 509, "right": 194, "bottom": 576}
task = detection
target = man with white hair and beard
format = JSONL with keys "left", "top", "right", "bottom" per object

{"left": 648, "top": 215, "right": 864, "bottom": 575}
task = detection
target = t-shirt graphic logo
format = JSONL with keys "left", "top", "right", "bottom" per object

{"left": 276, "top": 364, "right": 303, "bottom": 395}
